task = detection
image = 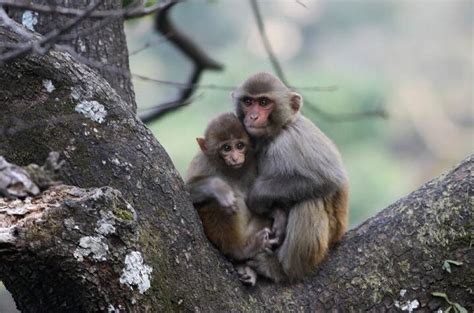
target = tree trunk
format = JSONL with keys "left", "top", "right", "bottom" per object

{"left": 7, "top": 0, "right": 136, "bottom": 112}
{"left": 0, "top": 8, "right": 472, "bottom": 313}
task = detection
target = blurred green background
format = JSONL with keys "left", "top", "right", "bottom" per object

{"left": 128, "top": 0, "right": 473, "bottom": 226}
{"left": 1, "top": 1, "right": 473, "bottom": 311}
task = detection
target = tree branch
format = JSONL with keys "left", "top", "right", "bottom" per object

{"left": 0, "top": 0, "right": 177, "bottom": 19}
{"left": 0, "top": 1, "right": 102, "bottom": 65}
{"left": 138, "top": 1, "right": 224, "bottom": 124}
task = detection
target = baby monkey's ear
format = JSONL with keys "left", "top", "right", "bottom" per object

{"left": 196, "top": 137, "right": 207, "bottom": 152}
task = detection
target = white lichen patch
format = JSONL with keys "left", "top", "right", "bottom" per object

{"left": 0, "top": 227, "right": 16, "bottom": 244}
{"left": 91, "top": 188, "right": 104, "bottom": 200}
{"left": 119, "top": 251, "right": 153, "bottom": 294}
{"left": 22, "top": 11, "right": 38, "bottom": 31}
{"left": 96, "top": 221, "right": 115, "bottom": 236}
{"left": 395, "top": 299, "right": 420, "bottom": 312}
{"left": 74, "top": 236, "right": 109, "bottom": 261}
{"left": 95, "top": 211, "right": 116, "bottom": 236}
{"left": 75, "top": 100, "right": 107, "bottom": 123}
{"left": 400, "top": 289, "right": 407, "bottom": 297}
{"left": 42, "top": 80, "right": 55, "bottom": 93}
{"left": 77, "top": 38, "right": 87, "bottom": 52}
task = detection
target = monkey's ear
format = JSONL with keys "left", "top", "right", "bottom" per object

{"left": 290, "top": 92, "right": 303, "bottom": 112}
{"left": 196, "top": 137, "right": 207, "bottom": 152}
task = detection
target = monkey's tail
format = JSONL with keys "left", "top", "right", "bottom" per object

{"left": 277, "top": 198, "right": 329, "bottom": 282}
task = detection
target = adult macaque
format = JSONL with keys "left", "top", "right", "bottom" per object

{"left": 185, "top": 113, "right": 286, "bottom": 285}
{"left": 232, "top": 72, "right": 349, "bottom": 282}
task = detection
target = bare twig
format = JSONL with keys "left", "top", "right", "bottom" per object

{"left": 138, "top": 1, "right": 224, "bottom": 124}
{"left": 0, "top": 1, "right": 102, "bottom": 65}
{"left": 249, "top": 0, "right": 387, "bottom": 122}
{"left": 296, "top": 0, "right": 308, "bottom": 9}
{"left": 133, "top": 73, "right": 233, "bottom": 90}
{"left": 0, "top": 0, "right": 178, "bottom": 19}
{"left": 249, "top": 0, "right": 287, "bottom": 84}
{"left": 133, "top": 73, "right": 338, "bottom": 92}
{"left": 129, "top": 34, "right": 172, "bottom": 57}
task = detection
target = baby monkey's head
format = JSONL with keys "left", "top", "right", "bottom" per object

{"left": 196, "top": 112, "right": 252, "bottom": 169}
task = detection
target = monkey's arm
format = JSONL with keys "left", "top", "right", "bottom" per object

{"left": 247, "top": 174, "right": 338, "bottom": 213}
{"left": 186, "top": 176, "right": 237, "bottom": 211}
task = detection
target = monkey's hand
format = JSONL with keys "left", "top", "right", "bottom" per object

{"left": 255, "top": 228, "right": 278, "bottom": 254}
{"left": 210, "top": 178, "right": 238, "bottom": 214}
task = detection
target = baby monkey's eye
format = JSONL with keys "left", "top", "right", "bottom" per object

{"left": 242, "top": 97, "right": 252, "bottom": 106}
{"left": 259, "top": 98, "right": 269, "bottom": 107}
{"left": 222, "top": 144, "right": 232, "bottom": 152}
{"left": 236, "top": 142, "right": 245, "bottom": 150}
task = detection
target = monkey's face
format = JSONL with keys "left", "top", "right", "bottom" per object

{"left": 218, "top": 139, "right": 248, "bottom": 169}
{"left": 240, "top": 96, "right": 275, "bottom": 137}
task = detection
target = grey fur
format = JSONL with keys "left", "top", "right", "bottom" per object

{"left": 248, "top": 114, "right": 347, "bottom": 211}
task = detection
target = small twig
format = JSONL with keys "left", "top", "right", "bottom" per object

{"left": 295, "top": 0, "right": 308, "bottom": 9}
{"left": 133, "top": 73, "right": 233, "bottom": 90}
{"left": 249, "top": 0, "right": 387, "bottom": 122}
{"left": 138, "top": 94, "right": 202, "bottom": 122}
{"left": 129, "top": 34, "right": 172, "bottom": 57}
{"left": 0, "top": 0, "right": 177, "bottom": 19}
{"left": 249, "top": 0, "right": 287, "bottom": 84}
{"left": 133, "top": 73, "right": 338, "bottom": 92}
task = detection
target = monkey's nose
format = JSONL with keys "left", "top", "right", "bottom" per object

{"left": 250, "top": 114, "right": 258, "bottom": 121}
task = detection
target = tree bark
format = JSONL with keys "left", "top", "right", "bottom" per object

{"left": 7, "top": 0, "right": 137, "bottom": 112}
{"left": 0, "top": 11, "right": 472, "bottom": 313}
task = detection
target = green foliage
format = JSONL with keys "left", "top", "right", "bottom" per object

{"left": 431, "top": 292, "right": 467, "bottom": 313}
{"left": 442, "top": 260, "right": 463, "bottom": 273}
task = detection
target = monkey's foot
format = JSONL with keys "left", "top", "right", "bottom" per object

{"left": 236, "top": 265, "right": 257, "bottom": 286}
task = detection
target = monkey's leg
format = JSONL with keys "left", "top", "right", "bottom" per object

{"left": 234, "top": 227, "right": 272, "bottom": 260}
{"left": 326, "top": 187, "right": 349, "bottom": 247}
{"left": 246, "top": 253, "right": 287, "bottom": 283}
{"left": 277, "top": 198, "right": 330, "bottom": 282}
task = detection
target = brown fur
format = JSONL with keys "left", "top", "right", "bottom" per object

{"left": 186, "top": 113, "right": 274, "bottom": 263}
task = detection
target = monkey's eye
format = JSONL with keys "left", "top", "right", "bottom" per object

{"left": 222, "top": 144, "right": 232, "bottom": 152}
{"left": 242, "top": 97, "right": 252, "bottom": 106}
{"left": 259, "top": 98, "right": 270, "bottom": 107}
{"left": 236, "top": 142, "right": 245, "bottom": 150}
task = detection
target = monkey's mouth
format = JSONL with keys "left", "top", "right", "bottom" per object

{"left": 228, "top": 162, "right": 244, "bottom": 169}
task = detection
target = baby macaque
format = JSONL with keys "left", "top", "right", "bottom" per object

{"left": 185, "top": 112, "right": 286, "bottom": 285}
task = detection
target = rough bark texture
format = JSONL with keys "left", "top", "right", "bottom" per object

{"left": 0, "top": 12, "right": 472, "bottom": 313}
{"left": 8, "top": 0, "right": 137, "bottom": 112}
{"left": 0, "top": 25, "right": 249, "bottom": 312}
{"left": 1, "top": 185, "right": 142, "bottom": 312}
